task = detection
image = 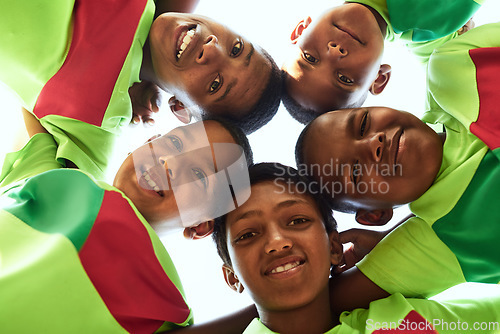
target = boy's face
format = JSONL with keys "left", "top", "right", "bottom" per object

{"left": 114, "top": 121, "right": 244, "bottom": 229}
{"left": 302, "top": 107, "right": 443, "bottom": 210}
{"left": 223, "top": 181, "right": 339, "bottom": 312}
{"left": 282, "top": 3, "right": 385, "bottom": 113}
{"left": 149, "top": 13, "right": 271, "bottom": 119}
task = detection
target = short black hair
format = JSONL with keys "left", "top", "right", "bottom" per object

{"left": 213, "top": 162, "right": 337, "bottom": 267}
{"left": 202, "top": 48, "right": 282, "bottom": 134}
{"left": 281, "top": 70, "right": 368, "bottom": 124}
{"left": 207, "top": 117, "right": 254, "bottom": 166}
{"left": 295, "top": 119, "right": 357, "bottom": 214}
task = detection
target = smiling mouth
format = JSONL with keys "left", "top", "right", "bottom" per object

{"left": 393, "top": 129, "right": 404, "bottom": 169}
{"left": 140, "top": 170, "right": 165, "bottom": 197}
{"left": 266, "top": 260, "right": 304, "bottom": 275}
{"left": 176, "top": 27, "right": 196, "bottom": 60}
{"left": 334, "top": 24, "right": 363, "bottom": 44}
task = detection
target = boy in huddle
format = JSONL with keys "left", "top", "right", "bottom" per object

{"left": 0, "top": 112, "right": 253, "bottom": 332}
{"left": 295, "top": 22, "right": 500, "bottom": 313}
{"left": 211, "top": 162, "right": 500, "bottom": 334}
{"left": 281, "top": 0, "right": 480, "bottom": 123}
{"left": 0, "top": 0, "right": 281, "bottom": 180}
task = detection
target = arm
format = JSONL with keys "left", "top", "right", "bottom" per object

{"left": 164, "top": 304, "right": 258, "bottom": 334}
{"left": 329, "top": 267, "right": 389, "bottom": 317}
{"left": 154, "top": 0, "right": 200, "bottom": 18}
{"left": 333, "top": 213, "right": 413, "bottom": 274}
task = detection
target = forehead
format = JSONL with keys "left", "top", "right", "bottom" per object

{"left": 227, "top": 181, "right": 319, "bottom": 221}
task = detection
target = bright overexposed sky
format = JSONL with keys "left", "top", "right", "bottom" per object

{"left": 0, "top": 0, "right": 499, "bottom": 325}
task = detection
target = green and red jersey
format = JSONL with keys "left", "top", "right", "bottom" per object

{"left": 243, "top": 284, "right": 500, "bottom": 334}
{"left": 358, "top": 23, "right": 500, "bottom": 297}
{"left": 0, "top": 0, "right": 154, "bottom": 180}
{"left": 0, "top": 167, "right": 193, "bottom": 333}
{"left": 345, "top": 0, "right": 483, "bottom": 62}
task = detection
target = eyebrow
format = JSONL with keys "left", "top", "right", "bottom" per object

{"left": 177, "top": 125, "right": 196, "bottom": 144}
{"left": 244, "top": 43, "right": 254, "bottom": 67}
{"left": 231, "top": 199, "right": 310, "bottom": 224}
{"left": 214, "top": 43, "right": 254, "bottom": 103}
{"left": 347, "top": 108, "right": 358, "bottom": 136}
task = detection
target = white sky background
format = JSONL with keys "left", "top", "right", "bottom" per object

{"left": 0, "top": 0, "right": 499, "bottom": 325}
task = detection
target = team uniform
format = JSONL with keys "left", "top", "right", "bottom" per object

{"left": 345, "top": 0, "right": 483, "bottom": 62}
{"left": 243, "top": 284, "right": 500, "bottom": 334}
{"left": 0, "top": 137, "right": 194, "bottom": 333}
{"left": 358, "top": 23, "right": 500, "bottom": 297}
{"left": 0, "top": 0, "right": 155, "bottom": 180}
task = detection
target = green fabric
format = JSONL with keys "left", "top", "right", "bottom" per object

{"left": 243, "top": 284, "right": 500, "bottom": 333}
{"left": 0, "top": 210, "right": 127, "bottom": 333}
{"left": 358, "top": 217, "right": 466, "bottom": 298}
{"left": 344, "top": 0, "right": 479, "bottom": 63}
{"left": 3, "top": 169, "right": 103, "bottom": 251}
{"left": 0, "top": 0, "right": 74, "bottom": 110}
{"left": 432, "top": 151, "right": 500, "bottom": 284}
{"left": 387, "top": 0, "right": 482, "bottom": 42}
{"left": 0, "top": 133, "right": 63, "bottom": 190}
{"left": 0, "top": 0, "right": 155, "bottom": 180}
{"left": 358, "top": 23, "right": 499, "bottom": 297}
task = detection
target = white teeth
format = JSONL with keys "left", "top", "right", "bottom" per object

{"left": 270, "top": 261, "right": 300, "bottom": 274}
{"left": 142, "top": 172, "right": 159, "bottom": 190}
{"left": 177, "top": 28, "right": 195, "bottom": 59}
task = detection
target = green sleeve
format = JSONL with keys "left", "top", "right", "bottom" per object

{"left": 0, "top": 0, "right": 74, "bottom": 110}
{"left": 356, "top": 217, "right": 466, "bottom": 298}
{"left": 341, "top": 284, "right": 500, "bottom": 334}
{"left": 0, "top": 133, "right": 63, "bottom": 190}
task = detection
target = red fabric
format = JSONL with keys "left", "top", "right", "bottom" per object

{"left": 469, "top": 47, "right": 500, "bottom": 150}
{"left": 33, "top": 0, "right": 147, "bottom": 126}
{"left": 79, "top": 191, "right": 190, "bottom": 333}
{"left": 372, "top": 310, "right": 437, "bottom": 334}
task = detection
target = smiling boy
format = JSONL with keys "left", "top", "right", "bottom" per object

{"left": 0, "top": 117, "right": 252, "bottom": 332}
{"left": 211, "top": 163, "right": 500, "bottom": 334}
{"left": 0, "top": 0, "right": 280, "bottom": 180}
{"left": 295, "top": 22, "right": 500, "bottom": 313}
{"left": 281, "top": 0, "right": 480, "bottom": 123}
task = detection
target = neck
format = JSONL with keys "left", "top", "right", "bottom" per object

{"left": 362, "top": 4, "right": 387, "bottom": 38}
{"left": 257, "top": 285, "right": 337, "bottom": 334}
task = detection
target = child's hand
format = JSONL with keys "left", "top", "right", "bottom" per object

{"left": 332, "top": 228, "right": 387, "bottom": 275}
{"left": 458, "top": 19, "right": 475, "bottom": 35}
{"left": 129, "top": 80, "right": 162, "bottom": 126}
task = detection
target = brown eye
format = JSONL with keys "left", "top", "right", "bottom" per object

{"left": 303, "top": 52, "right": 318, "bottom": 64}
{"left": 209, "top": 75, "right": 222, "bottom": 93}
{"left": 360, "top": 112, "right": 368, "bottom": 137}
{"left": 231, "top": 40, "right": 244, "bottom": 57}
{"left": 338, "top": 73, "right": 353, "bottom": 84}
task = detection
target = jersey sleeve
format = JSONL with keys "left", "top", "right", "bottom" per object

{"left": 356, "top": 217, "right": 466, "bottom": 298}
{"left": 0, "top": 133, "right": 63, "bottom": 190}
{"left": 341, "top": 283, "right": 500, "bottom": 334}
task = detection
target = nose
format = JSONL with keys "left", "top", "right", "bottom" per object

{"left": 327, "top": 41, "right": 348, "bottom": 57}
{"left": 265, "top": 227, "right": 292, "bottom": 254}
{"left": 196, "top": 35, "right": 222, "bottom": 65}
{"left": 159, "top": 156, "right": 175, "bottom": 180}
{"left": 367, "top": 132, "right": 385, "bottom": 162}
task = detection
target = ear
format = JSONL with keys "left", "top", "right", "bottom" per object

{"left": 183, "top": 220, "right": 214, "bottom": 240}
{"left": 329, "top": 232, "right": 344, "bottom": 266}
{"left": 222, "top": 264, "right": 245, "bottom": 293}
{"left": 355, "top": 208, "right": 393, "bottom": 226}
{"left": 168, "top": 96, "right": 192, "bottom": 124}
{"left": 290, "top": 17, "right": 312, "bottom": 44}
{"left": 368, "top": 64, "right": 392, "bottom": 95}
